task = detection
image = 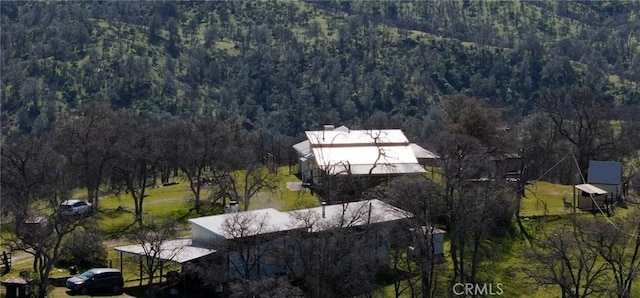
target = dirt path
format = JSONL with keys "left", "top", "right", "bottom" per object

{"left": 286, "top": 181, "right": 303, "bottom": 191}
{"left": 4, "top": 250, "right": 32, "bottom": 267}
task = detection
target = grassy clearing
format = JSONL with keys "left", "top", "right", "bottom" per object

{"left": 276, "top": 167, "right": 320, "bottom": 211}
{"left": 379, "top": 177, "right": 636, "bottom": 297}
{"left": 6, "top": 169, "right": 637, "bottom": 297}
{"left": 519, "top": 180, "right": 633, "bottom": 219}
{"left": 90, "top": 165, "right": 314, "bottom": 234}
{"left": 95, "top": 183, "right": 195, "bottom": 235}
{"left": 520, "top": 181, "right": 577, "bottom": 217}
{"left": 2, "top": 166, "right": 312, "bottom": 297}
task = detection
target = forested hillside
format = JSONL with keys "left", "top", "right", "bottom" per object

{"left": 2, "top": 0, "right": 639, "bottom": 141}
{"left": 3, "top": 2, "right": 640, "bottom": 297}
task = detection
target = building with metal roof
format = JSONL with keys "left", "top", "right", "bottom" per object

{"left": 573, "top": 183, "right": 611, "bottom": 212}
{"left": 294, "top": 126, "right": 428, "bottom": 189}
{"left": 587, "top": 160, "right": 623, "bottom": 202}
{"left": 114, "top": 199, "right": 445, "bottom": 283}
{"left": 188, "top": 199, "right": 413, "bottom": 244}
{"left": 114, "top": 239, "right": 216, "bottom": 265}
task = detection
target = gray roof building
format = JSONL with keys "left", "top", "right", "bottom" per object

{"left": 587, "top": 160, "right": 623, "bottom": 185}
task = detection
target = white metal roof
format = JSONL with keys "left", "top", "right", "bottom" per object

{"left": 294, "top": 128, "right": 425, "bottom": 175}
{"left": 292, "top": 140, "right": 310, "bottom": 156}
{"left": 575, "top": 184, "right": 608, "bottom": 195}
{"left": 189, "top": 208, "right": 294, "bottom": 239}
{"left": 409, "top": 143, "right": 439, "bottom": 159}
{"left": 188, "top": 199, "right": 415, "bottom": 238}
{"left": 306, "top": 129, "right": 409, "bottom": 146}
{"left": 312, "top": 145, "right": 425, "bottom": 175}
{"left": 293, "top": 126, "right": 350, "bottom": 156}
{"left": 114, "top": 238, "right": 216, "bottom": 264}
{"left": 287, "top": 199, "right": 413, "bottom": 232}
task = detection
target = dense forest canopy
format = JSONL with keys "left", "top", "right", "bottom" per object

{"left": 1, "top": 0, "right": 639, "bottom": 141}
{"left": 3, "top": 2, "right": 640, "bottom": 297}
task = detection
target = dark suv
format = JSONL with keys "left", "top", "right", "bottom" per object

{"left": 66, "top": 268, "right": 124, "bottom": 295}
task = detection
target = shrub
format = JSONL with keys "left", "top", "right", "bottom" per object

{"left": 57, "top": 229, "right": 108, "bottom": 269}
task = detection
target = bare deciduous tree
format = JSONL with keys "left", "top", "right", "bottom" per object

{"left": 54, "top": 101, "right": 122, "bottom": 210}
{"left": 228, "top": 277, "right": 305, "bottom": 298}
{"left": 130, "top": 216, "right": 180, "bottom": 297}
{"left": 536, "top": 86, "right": 635, "bottom": 180}
{"left": 524, "top": 219, "right": 609, "bottom": 298}
{"left": 432, "top": 95, "right": 519, "bottom": 288}
{"left": 221, "top": 211, "right": 274, "bottom": 279}
{"left": 433, "top": 131, "right": 515, "bottom": 286}
{"left": 214, "top": 165, "right": 279, "bottom": 212}
{"left": 367, "top": 175, "right": 447, "bottom": 298}
{"left": 286, "top": 202, "right": 387, "bottom": 297}
{"left": 110, "top": 114, "right": 161, "bottom": 222}
{"left": 186, "top": 212, "right": 277, "bottom": 294}
{"left": 1, "top": 136, "right": 59, "bottom": 223}
{"left": 164, "top": 119, "right": 239, "bottom": 212}
{"left": 583, "top": 212, "right": 640, "bottom": 298}
{"left": 1, "top": 136, "right": 89, "bottom": 298}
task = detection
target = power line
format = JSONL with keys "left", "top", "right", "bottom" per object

{"left": 513, "top": 153, "right": 570, "bottom": 198}
{"left": 570, "top": 153, "right": 640, "bottom": 296}
{"left": 571, "top": 154, "right": 627, "bottom": 233}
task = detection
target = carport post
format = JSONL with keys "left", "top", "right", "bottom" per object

{"left": 159, "top": 261, "right": 163, "bottom": 284}
{"left": 573, "top": 185, "right": 576, "bottom": 215}
{"left": 120, "top": 251, "right": 123, "bottom": 273}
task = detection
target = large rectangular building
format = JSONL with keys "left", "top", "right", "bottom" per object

{"left": 293, "top": 126, "right": 429, "bottom": 186}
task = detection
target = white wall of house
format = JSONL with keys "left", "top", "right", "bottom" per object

{"left": 227, "top": 235, "right": 299, "bottom": 279}
{"left": 224, "top": 229, "right": 397, "bottom": 280}
{"left": 192, "top": 224, "right": 222, "bottom": 246}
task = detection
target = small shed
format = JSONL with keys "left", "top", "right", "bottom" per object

{"left": 587, "top": 160, "right": 623, "bottom": 202}
{"left": 423, "top": 226, "right": 446, "bottom": 257}
{"left": 574, "top": 183, "right": 608, "bottom": 211}
{"left": 1, "top": 277, "right": 28, "bottom": 298}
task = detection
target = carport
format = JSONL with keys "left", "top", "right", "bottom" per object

{"left": 573, "top": 183, "right": 609, "bottom": 213}
{"left": 114, "top": 238, "right": 216, "bottom": 287}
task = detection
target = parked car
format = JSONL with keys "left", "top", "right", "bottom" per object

{"left": 59, "top": 199, "right": 92, "bottom": 216}
{"left": 24, "top": 216, "right": 49, "bottom": 226}
{"left": 66, "top": 268, "right": 124, "bottom": 295}
{"left": 21, "top": 216, "right": 52, "bottom": 237}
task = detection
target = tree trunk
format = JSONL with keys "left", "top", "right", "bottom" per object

{"left": 421, "top": 262, "right": 432, "bottom": 298}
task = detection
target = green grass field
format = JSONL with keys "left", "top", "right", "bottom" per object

{"left": 1, "top": 166, "right": 313, "bottom": 297}
{"left": 3, "top": 167, "right": 638, "bottom": 298}
{"left": 520, "top": 181, "right": 576, "bottom": 217}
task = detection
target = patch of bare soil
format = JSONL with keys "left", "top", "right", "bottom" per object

{"left": 3, "top": 250, "right": 32, "bottom": 267}
{"left": 286, "top": 181, "right": 303, "bottom": 191}
{"left": 249, "top": 192, "right": 283, "bottom": 211}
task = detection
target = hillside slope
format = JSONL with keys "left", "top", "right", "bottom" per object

{"left": 1, "top": 1, "right": 639, "bottom": 138}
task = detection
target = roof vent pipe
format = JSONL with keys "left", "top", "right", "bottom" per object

{"left": 225, "top": 200, "right": 239, "bottom": 213}
{"left": 321, "top": 201, "right": 327, "bottom": 218}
